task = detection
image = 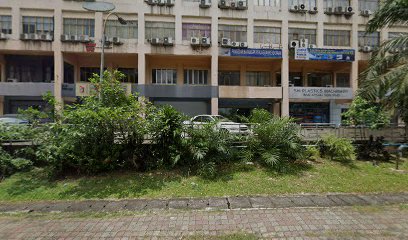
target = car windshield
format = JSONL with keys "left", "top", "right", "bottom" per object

{"left": 213, "top": 116, "right": 230, "bottom": 122}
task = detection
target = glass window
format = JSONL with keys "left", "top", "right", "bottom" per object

{"left": 145, "top": 21, "right": 175, "bottom": 40}
{"left": 324, "top": 0, "right": 350, "bottom": 8}
{"left": 246, "top": 72, "right": 271, "bottom": 86}
{"left": 288, "top": 0, "right": 317, "bottom": 9}
{"left": 336, "top": 73, "right": 350, "bottom": 87}
{"left": 218, "top": 71, "right": 240, "bottom": 86}
{"left": 6, "top": 55, "right": 54, "bottom": 83}
{"left": 324, "top": 30, "right": 350, "bottom": 46}
{"left": 184, "top": 69, "right": 208, "bottom": 85}
{"left": 182, "top": 23, "right": 211, "bottom": 40}
{"left": 80, "top": 67, "right": 100, "bottom": 82}
{"left": 218, "top": 25, "right": 247, "bottom": 42}
{"left": 117, "top": 68, "right": 138, "bottom": 83}
{"left": 358, "top": 31, "right": 380, "bottom": 47}
{"left": 63, "top": 18, "right": 95, "bottom": 37}
{"left": 254, "top": 26, "right": 281, "bottom": 44}
{"left": 254, "top": 0, "right": 280, "bottom": 7}
{"left": 152, "top": 69, "right": 177, "bottom": 84}
{"left": 388, "top": 32, "right": 408, "bottom": 40}
{"left": 358, "top": 0, "right": 378, "bottom": 11}
{"left": 106, "top": 20, "right": 137, "bottom": 39}
{"left": 307, "top": 73, "right": 333, "bottom": 87}
{"left": 22, "top": 16, "right": 54, "bottom": 35}
{"left": 289, "top": 72, "right": 303, "bottom": 86}
{"left": 64, "top": 62, "right": 74, "bottom": 84}
{"left": 0, "top": 15, "right": 12, "bottom": 34}
{"left": 288, "top": 28, "right": 316, "bottom": 44}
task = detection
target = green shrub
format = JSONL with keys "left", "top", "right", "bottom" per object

{"left": 0, "top": 147, "right": 32, "bottom": 179}
{"left": 319, "top": 135, "right": 356, "bottom": 162}
{"left": 305, "top": 145, "right": 321, "bottom": 161}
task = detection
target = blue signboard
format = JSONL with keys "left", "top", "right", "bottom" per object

{"left": 222, "top": 48, "right": 282, "bottom": 58}
{"left": 295, "top": 48, "right": 355, "bottom": 62}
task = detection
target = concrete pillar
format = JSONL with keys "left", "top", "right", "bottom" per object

{"left": 174, "top": 0, "right": 182, "bottom": 45}
{"left": 0, "top": 55, "right": 6, "bottom": 82}
{"left": 138, "top": 13, "right": 145, "bottom": 45}
{"left": 351, "top": 15, "right": 359, "bottom": 94}
{"left": 177, "top": 62, "right": 183, "bottom": 85}
{"left": 240, "top": 64, "right": 246, "bottom": 86}
{"left": 316, "top": 0, "right": 324, "bottom": 47}
{"left": 53, "top": 8, "right": 63, "bottom": 112}
{"left": 95, "top": 12, "right": 103, "bottom": 43}
{"left": 0, "top": 96, "right": 4, "bottom": 115}
{"left": 11, "top": 7, "right": 20, "bottom": 40}
{"left": 247, "top": 0, "right": 254, "bottom": 48}
{"left": 281, "top": 10, "right": 290, "bottom": 116}
{"left": 138, "top": 53, "right": 146, "bottom": 85}
{"left": 211, "top": 98, "right": 218, "bottom": 115}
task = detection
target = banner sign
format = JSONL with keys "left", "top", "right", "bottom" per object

{"left": 221, "top": 48, "right": 282, "bottom": 58}
{"left": 289, "top": 87, "right": 353, "bottom": 99}
{"left": 294, "top": 48, "right": 355, "bottom": 62}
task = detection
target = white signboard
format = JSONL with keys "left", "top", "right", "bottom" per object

{"left": 289, "top": 87, "right": 353, "bottom": 100}
{"left": 294, "top": 47, "right": 309, "bottom": 60}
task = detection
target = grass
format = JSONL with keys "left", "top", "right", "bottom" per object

{"left": 0, "top": 159, "right": 407, "bottom": 203}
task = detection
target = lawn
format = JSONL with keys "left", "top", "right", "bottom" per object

{"left": 0, "top": 159, "right": 407, "bottom": 203}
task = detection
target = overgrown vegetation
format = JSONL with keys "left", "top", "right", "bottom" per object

{"left": 318, "top": 135, "right": 356, "bottom": 162}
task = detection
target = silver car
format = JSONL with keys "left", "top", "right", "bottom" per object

{"left": 183, "top": 115, "right": 250, "bottom": 135}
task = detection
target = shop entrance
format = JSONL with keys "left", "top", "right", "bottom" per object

{"left": 290, "top": 102, "right": 330, "bottom": 123}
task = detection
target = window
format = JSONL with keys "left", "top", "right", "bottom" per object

{"left": 106, "top": 20, "right": 137, "bottom": 39}
{"left": 152, "top": 69, "right": 177, "bottom": 84}
{"left": 0, "top": 15, "right": 12, "bottom": 34}
{"left": 358, "top": 31, "right": 380, "bottom": 47}
{"left": 289, "top": 28, "right": 316, "bottom": 44}
{"left": 182, "top": 23, "right": 211, "bottom": 40}
{"left": 80, "top": 67, "right": 100, "bottom": 82}
{"left": 336, "top": 73, "right": 350, "bottom": 87}
{"left": 324, "top": 30, "right": 350, "bottom": 46}
{"left": 64, "top": 62, "right": 74, "bottom": 84}
{"left": 22, "top": 16, "right": 54, "bottom": 35}
{"left": 6, "top": 55, "right": 54, "bottom": 83}
{"left": 145, "top": 22, "right": 175, "bottom": 40}
{"left": 246, "top": 72, "right": 271, "bottom": 86}
{"left": 254, "top": 0, "right": 280, "bottom": 7}
{"left": 289, "top": 0, "right": 316, "bottom": 9}
{"left": 218, "top": 71, "right": 240, "bottom": 86}
{"left": 184, "top": 69, "right": 208, "bottom": 85}
{"left": 324, "top": 0, "right": 350, "bottom": 8}
{"left": 218, "top": 25, "right": 247, "bottom": 42}
{"left": 254, "top": 26, "right": 281, "bottom": 44}
{"left": 388, "top": 32, "right": 408, "bottom": 40}
{"left": 289, "top": 72, "right": 303, "bottom": 86}
{"left": 307, "top": 73, "right": 333, "bottom": 87}
{"left": 118, "top": 68, "right": 138, "bottom": 83}
{"left": 358, "top": 0, "right": 378, "bottom": 11}
{"left": 63, "top": 18, "right": 95, "bottom": 37}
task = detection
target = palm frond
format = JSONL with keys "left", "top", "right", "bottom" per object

{"left": 367, "top": 0, "right": 408, "bottom": 33}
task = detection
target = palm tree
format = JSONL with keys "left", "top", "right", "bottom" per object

{"left": 359, "top": 0, "right": 408, "bottom": 134}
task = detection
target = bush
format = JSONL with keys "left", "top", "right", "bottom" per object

{"left": 356, "top": 135, "right": 390, "bottom": 161}
{"left": 0, "top": 147, "right": 32, "bottom": 179}
{"left": 305, "top": 145, "right": 321, "bottom": 161}
{"left": 242, "top": 109, "right": 305, "bottom": 171}
{"left": 319, "top": 135, "right": 356, "bottom": 162}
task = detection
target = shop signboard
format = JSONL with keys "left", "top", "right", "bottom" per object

{"left": 294, "top": 48, "right": 355, "bottom": 62}
{"left": 289, "top": 87, "right": 353, "bottom": 100}
{"left": 220, "top": 48, "right": 282, "bottom": 58}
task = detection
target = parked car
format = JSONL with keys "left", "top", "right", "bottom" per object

{"left": 0, "top": 115, "right": 29, "bottom": 125}
{"left": 183, "top": 115, "right": 250, "bottom": 135}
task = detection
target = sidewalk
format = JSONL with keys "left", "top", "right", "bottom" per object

{"left": 0, "top": 192, "right": 407, "bottom": 213}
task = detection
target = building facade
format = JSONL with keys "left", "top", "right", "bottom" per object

{"left": 0, "top": 0, "right": 406, "bottom": 124}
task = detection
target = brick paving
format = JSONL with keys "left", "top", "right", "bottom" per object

{"left": 0, "top": 205, "right": 407, "bottom": 239}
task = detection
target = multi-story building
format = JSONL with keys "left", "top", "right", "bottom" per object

{"left": 0, "top": 0, "right": 406, "bottom": 124}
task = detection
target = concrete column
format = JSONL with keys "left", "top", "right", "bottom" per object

{"left": 0, "top": 55, "right": 6, "bottom": 82}
{"left": 177, "top": 63, "right": 183, "bottom": 85}
{"left": 138, "top": 13, "right": 145, "bottom": 44}
{"left": 351, "top": 60, "right": 358, "bottom": 94}
{"left": 211, "top": 98, "right": 218, "bottom": 115}
{"left": 11, "top": 7, "right": 20, "bottom": 40}
{"left": 247, "top": 0, "right": 254, "bottom": 48}
{"left": 95, "top": 12, "right": 103, "bottom": 43}
{"left": 240, "top": 64, "right": 246, "bottom": 86}
{"left": 0, "top": 96, "right": 4, "bottom": 115}
{"left": 138, "top": 53, "right": 146, "bottom": 85}
{"left": 317, "top": 22, "right": 324, "bottom": 47}
{"left": 281, "top": 15, "right": 289, "bottom": 116}
{"left": 174, "top": 0, "right": 182, "bottom": 45}
{"left": 138, "top": 13, "right": 146, "bottom": 86}
{"left": 351, "top": 17, "right": 359, "bottom": 94}
{"left": 53, "top": 8, "right": 63, "bottom": 112}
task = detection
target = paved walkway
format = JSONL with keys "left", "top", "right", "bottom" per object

{"left": 0, "top": 193, "right": 408, "bottom": 214}
{"left": 0, "top": 205, "right": 407, "bottom": 239}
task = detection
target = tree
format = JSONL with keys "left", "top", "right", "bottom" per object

{"left": 359, "top": 0, "right": 408, "bottom": 134}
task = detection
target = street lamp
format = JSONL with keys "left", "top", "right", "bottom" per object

{"left": 83, "top": 1, "right": 127, "bottom": 99}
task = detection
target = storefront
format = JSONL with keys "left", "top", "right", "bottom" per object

{"left": 290, "top": 102, "right": 330, "bottom": 123}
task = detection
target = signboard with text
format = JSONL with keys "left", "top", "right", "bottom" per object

{"left": 220, "top": 48, "right": 283, "bottom": 58}
{"left": 294, "top": 48, "right": 355, "bottom": 62}
{"left": 289, "top": 87, "right": 353, "bottom": 100}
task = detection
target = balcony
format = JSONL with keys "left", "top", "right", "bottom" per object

{"left": 219, "top": 86, "right": 282, "bottom": 99}
{"left": 289, "top": 87, "right": 353, "bottom": 100}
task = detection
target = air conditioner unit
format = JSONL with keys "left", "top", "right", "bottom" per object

{"left": 325, "top": 7, "right": 333, "bottom": 15}
{"left": 157, "top": 0, "right": 165, "bottom": 6}
{"left": 334, "top": 6, "right": 344, "bottom": 15}
{"left": 221, "top": 38, "right": 231, "bottom": 47}
{"left": 41, "top": 33, "right": 53, "bottom": 42}
{"left": 230, "top": 1, "right": 236, "bottom": 8}
{"left": 61, "top": 34, "right": 70, "bottom": 42}
{"left": 299, "top": 38, "right": 309, "bottom": 48}
{"left": 289, "top": 5, "right": 299, "bottom": 12}
{"left": 147, "top": 0, "right": 157, "bottom": 5}
{"left": 344, "top": 6, "right": 354, "bottom": 16}
{"left": 199, "top": 0, "right": 211, "bottom": 8}
{"left": 70, "top": 35, "right": 79, "bottom": 42}
{"left": 236, "top": 0, "right": 247, "bottom": 10}
{"left": 165, "top": 0, "right": 174, "bottom": 6}
{"left": 309, "top": 6, "right": 318, "bottom": 14}
{"left": 298, "top": 4, "right": 307, "bottom": 12}
{"left": 360, "top": 9, "right": 372, "bottom": 17}
{"left": 290, "top": 40, "right": 299, "bottom": 48}
{"left": 362, "top": 45, "right": 373, "bottom": 53}
{"left": 191, "top": 37, "right": 200, "bottom": 46}
{"left": 112, "top": 37, "right": 123, "bottom": 45}
{"left": 240, "top": 42, "right": 248, "bottom": 48}
{"left": 163, "top": 36, "right": 174, "bottom": 46}
{"left": 30, "top": 33, "right": 40, "bottom": 40}
{"left": 0, "top": 32, "right": 7, "bottom": 40}
{"left": 150, "top": 38, "right": 162, "bottom": 45}
{"left": 201, "top": 37, "right": 211, "bottom": 47}
{"left": 231, "top": 41, "right": 240, "bottom": 48}
{"left": 219, "top": 0, "right": 228, "bottom": 9}
{"left": 80, "top": 35, "right": 90, "bottom": 43}
{"left": 309, "top": 44, "right": 317, "bottom": 48}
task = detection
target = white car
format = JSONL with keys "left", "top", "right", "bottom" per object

{"left": 183, "top": 115, "right": 250, "bottom": 135}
